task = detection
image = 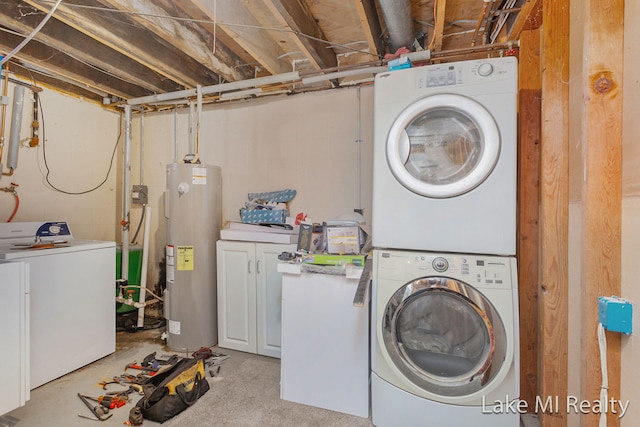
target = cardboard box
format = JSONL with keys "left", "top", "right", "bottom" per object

{"left": 325, "top": 225, "right": 361, "bottom": 254}
{"left": 240, "top": 209, "right": 288, "bottom": 224}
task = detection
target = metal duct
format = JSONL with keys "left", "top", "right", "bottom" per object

{"left": 378, "top": 0, "right": 414, "bottom": 52}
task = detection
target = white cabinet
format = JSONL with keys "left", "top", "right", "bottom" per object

{"left": 0, "top": 261, "right": 29, "bottom": 416}
{"left": 216, "top": 240, "right": 295, "bottom": 358}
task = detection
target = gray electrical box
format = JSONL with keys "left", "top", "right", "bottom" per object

{"left": 132, "top": 185, "right": 148, "bottom": 205}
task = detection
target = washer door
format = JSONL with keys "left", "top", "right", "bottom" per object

{"left": 386, "top": 94, "right": 500, "bottom": 198}
{"left": 382, "top": 277, "right": 507, "bottom": 397}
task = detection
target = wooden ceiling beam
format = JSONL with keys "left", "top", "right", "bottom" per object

{"left": 0, "top": 2, "right": 180, "bottom": 95}
{"left": 190, "top": 0, "right": 292, "bottom": 75}
{"left": 98, "top": 0, "right": 247, "bottom": 82}
{"left": 264, "top": 0, "right": 337, "bottom": 70}
{"left": 431, "top": 0, "right": 447, "bottom": 51}
{"left": 23, "top": 0, "right": 214, "bottom": 89}
{"left": 353, "top": 0, "right": 383, "bottom": 58}
{"left": 0, "top": 33, "right": 148, "bottom": 100}
{"left": 507, "top": 0, "right": 542, "bottom": 40}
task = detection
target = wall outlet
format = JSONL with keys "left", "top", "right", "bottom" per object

{"left": 598, "top": 296, "right": 633, "bottom": 334}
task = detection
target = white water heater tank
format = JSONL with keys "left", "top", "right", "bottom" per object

{"left": 165, "top": 163, "right": 222, "bottom": 352}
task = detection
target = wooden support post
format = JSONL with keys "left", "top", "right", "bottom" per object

{"left": 579, "top": 0, "right": 624, "bottom": 426}
{"left": 539, "top": 0, "right": 569, "bottom": 425}
{"left": 517, "top": 27, "right": 541, "bottom": 410}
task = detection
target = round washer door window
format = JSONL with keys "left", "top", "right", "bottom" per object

{"left": 382, "top": 277, "right": 507, "bottom": 397}
{"left": 386, "top": 94, "right": 500, "bottom": 198}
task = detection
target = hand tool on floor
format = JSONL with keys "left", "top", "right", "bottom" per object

{"left": 124, "top": 361, "right": 157, "bottom": 375}
{"left": 80, "top": 394, "right": 127, "bottom": 410}
{"left": 77, "top": 392, "right": 112, "bottom": 421}
{"left": 105, "top": 383, "right": 144, "bottom": 397}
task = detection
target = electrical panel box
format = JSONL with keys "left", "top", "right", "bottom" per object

{"left": 598, "top": 296, "right": 633, "bottom": 335}
{"left": 132, "top": 185, "right": 148, "bottom": 205}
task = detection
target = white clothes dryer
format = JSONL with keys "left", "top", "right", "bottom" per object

{"left": 371, "top": 249, "right": 520, "bottom": 427}
{"left": 372, "top": 57, "right": 518, "bottom": 255}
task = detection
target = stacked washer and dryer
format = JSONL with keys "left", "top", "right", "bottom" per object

{"left": 370, "top": 57, "right": 521, "bottom": 426}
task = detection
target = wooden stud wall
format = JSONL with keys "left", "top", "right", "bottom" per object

{"left": 579, "top": 0, "right": 624, "bottom": 426}
{"left": 517, "top": 27, "right": 541, "bottom": 409}
{"left": 539, "top": 0, "right": 569, "bottom": 424}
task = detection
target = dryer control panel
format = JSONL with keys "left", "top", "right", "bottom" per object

{"left": 414, "top": 57, "right": 517, "bottom": 90}
{"left": 375, "top": 249, "right": 516, "bottom": 290}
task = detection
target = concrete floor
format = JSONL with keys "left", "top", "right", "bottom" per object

{"left": 2, "top": 325, "right": 540, "bottom": 427}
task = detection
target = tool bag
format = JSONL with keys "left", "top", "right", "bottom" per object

{"left": 135, "top": 355, "right": 210, "bottom": 423}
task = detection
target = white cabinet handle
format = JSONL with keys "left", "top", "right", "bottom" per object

{"left": 248, "top": 260, "right": 252, "bottom": 274}
{"left": 256, "top": 260, "right": 261, "bottom": 274}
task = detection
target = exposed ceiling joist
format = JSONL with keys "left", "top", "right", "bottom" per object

{"left": 190, "top": 0, "right": 292, "bottom": 75}
{"left": 98, "top": 0, "right": 246, "bottom": 82}
{"left": 0, "top": 1, "right": 179, "bottom": 95}
{"left": 0, "top": 0, "right": 536, "bottom": 105}
{"left": 264, "top": 0, "right": 337, "bottom": 70}
{"left": 353, "top": 0, "right": 384, "bottom": 58}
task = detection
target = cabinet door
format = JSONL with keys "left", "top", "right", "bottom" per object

{"left": 217, "top": 241, "right": 257, "bottom": 353}
{"left": 255, "top": 243, "right": 296, "bottom": 358}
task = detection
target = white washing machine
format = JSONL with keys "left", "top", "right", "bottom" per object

{"left": 0, "top": 221, "right": 115, "bottom": 389}
{"left": 372, "top": 57, "right": 518, "bottom": 255}
{"left": 371, "top": 249, "right": 520, "bottom": 427}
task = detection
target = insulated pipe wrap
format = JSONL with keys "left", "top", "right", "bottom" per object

{"left": 7, "top": 85, "right": 25, "bottom": 170}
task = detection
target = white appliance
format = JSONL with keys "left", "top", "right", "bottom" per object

{"left": 372, "top": 57, "right": 518, "bottom": 255}
{"left": 0, "top": 221, "right": 115, "bottom": 389}
{"left": 165, "top": 163, "right": 222, "bottom": 352}
{"left": 371, "top": 249, "right": 519, "bottom": 427}
{"left": 0, "top": 261, "right": 29, "bottom": 415}
{"left": 279, "top": 265, "right": 370, "bottom": 418}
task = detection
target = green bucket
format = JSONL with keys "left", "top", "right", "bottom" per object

{"left": 116, "top": 246, "right": 143, "bottom": 314}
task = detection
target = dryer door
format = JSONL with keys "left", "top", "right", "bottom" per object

{"left": 386, "top": 94, "right": 500, "bottom": 198}
{"left": 382, "top": 276, "right": 507, "bottom": 397}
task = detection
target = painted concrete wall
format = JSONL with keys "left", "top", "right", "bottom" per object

{"left": 124, "top": 86, "right": 374, "bottom": 289}
{"left": 0, "top": 82, "right": 119, "bottom": 240}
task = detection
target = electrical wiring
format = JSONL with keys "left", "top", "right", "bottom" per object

{"left": 597, "top": 322, "right": 608, "bottom": 427}
{"left": 39, "top": 97, "right": 122, "bottom": 195}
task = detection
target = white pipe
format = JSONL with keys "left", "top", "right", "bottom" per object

{"left": 137, "top": 205, "right": 152, "bottom": 329}
{"left": 173, "top": 106, "right": 178, "bottom": 163}
{"left": 122, "top": 106, "right": 132, "bottom": 282}
{"left": 219, "top": 88, "right": 262, "bottom": 100}
{"left": 356, "top": 87, "right": 362, "bottom": 211}
{"left": 127, "top": 71, "right": 300, "bottom": 106}
{"left": 188, "top": 101, "right": 195, "bottom": 155}
{"left": 196, "top": 85, "right": 202, "bottom": 155}
{"left": 7, "top": 85, "right": 25, "bottom": 170}
{"left": 139, "top": 111, "right": 145, "bottom": 185}
{"left": 301, "top": 66, "right": 388, "bottom": 85}
{"left": 0, "top": 0, "right": 63, "bottom": 66}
